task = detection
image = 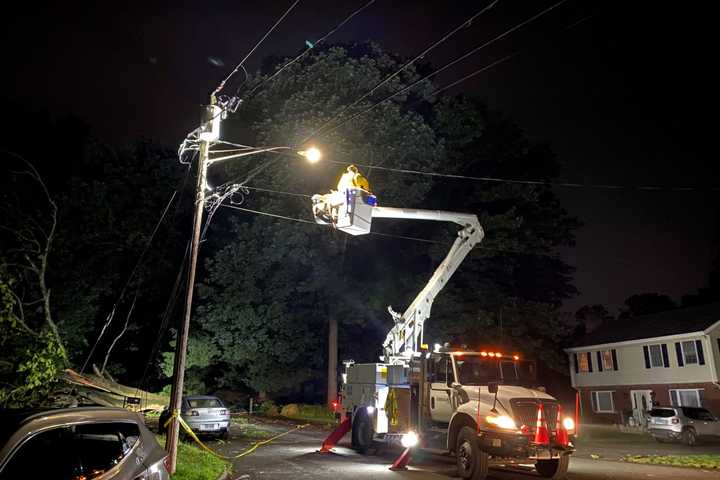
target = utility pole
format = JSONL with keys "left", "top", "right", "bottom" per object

{"left": 165, "top": 99, "right": 220, "bottom": 474}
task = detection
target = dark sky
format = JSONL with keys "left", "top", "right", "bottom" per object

{"left": 3, "top": 1, "right": 717, "bottom": 314}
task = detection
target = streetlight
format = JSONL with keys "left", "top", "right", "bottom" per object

{"left": 166, "top": 99, "right": 321, "bottom": 473}
{"left": 207, "top": 145, "right": 322, "bottom": 165}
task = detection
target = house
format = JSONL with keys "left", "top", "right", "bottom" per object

{"left": 565, "top": 303, "right": 720, "bottom": 425}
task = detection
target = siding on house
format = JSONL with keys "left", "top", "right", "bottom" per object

{"left": 568, "top": 333, "right": 717, "bottom": 388}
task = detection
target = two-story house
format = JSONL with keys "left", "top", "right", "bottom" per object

{"left": 565, "top": 303, "right": 720, "bottom": 425}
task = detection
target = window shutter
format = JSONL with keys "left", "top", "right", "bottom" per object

{"left": 596, "top": 351, "right": 603, "bottom": 372}
{"left": 661, "top": 344, "right": 670, "bottom": 368}
{"left": 696, "top": 340, "right": 705, "bottom": 365}
{"left": 643, "top": 346, "right": 650, "bottom": 369}
{"left": 590, "top": 392, "right": 597, "bottom": 412}
{"left": 586, "top": 352, "right": 593, "bottom": 372}
{"left": 611, "top": 349, "right": 619, "bottom": 370}
{"left": 573, "top": 353, "right": 579, "bottom": 374}
{"left": 675, "top": 342, "right": 684, "bottom": 367}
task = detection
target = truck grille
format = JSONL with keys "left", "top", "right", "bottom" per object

{"left": 510, "top": 399, "right": 559, "bottom": 431}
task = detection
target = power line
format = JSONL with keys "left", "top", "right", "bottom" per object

{"left": 316, "top": 0, "right": 571, "bottom": 139}
{"left": 80, "top": 188, "right": 180, "bottom": 373}
{"left": 220, "top": 195, "right": 561, "bottom": 255}
{"left": 245, "top": 0, "right": 379, "bottom": 98}
{"left": 302, "top": 0, "right": 500, "bottom": 142}
{"left": 323, "top": 159, "right": 720, "bottom": 191}
{"left": 212, "top": 0, "right": 302, "bottom": 97}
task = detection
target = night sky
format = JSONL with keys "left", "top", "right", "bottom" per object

{"left": 3, "top": 1, "right": 717, "bottom": 313}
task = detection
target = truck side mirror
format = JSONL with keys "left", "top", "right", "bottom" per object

{"left": 488, "top": 382, "right": 499, "bottom": 394}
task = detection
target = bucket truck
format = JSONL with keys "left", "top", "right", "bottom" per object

{"left": 312, "top": 166, "right": 575, "bottom": 480}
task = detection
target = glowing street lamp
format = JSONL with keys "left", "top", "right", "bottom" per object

{"left": 298, "top": 146, "right": 322, "bottom": 163}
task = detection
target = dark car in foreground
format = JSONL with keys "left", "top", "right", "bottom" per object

{"left": 159, "top": 395, "right": 230, "bottom": 439}
{"left": 0, "top": 406, "right": 170, "bottom": 479}
{"left": 648, "top": 406, "right": 720, "bottom": 445}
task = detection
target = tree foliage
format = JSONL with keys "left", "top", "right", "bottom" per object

{"left": 191, "top": 43, "right": 581, "bottom": 394}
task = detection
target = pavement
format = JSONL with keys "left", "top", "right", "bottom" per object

{"left": 194, "top": 418, "right": 720, "bottom": 480}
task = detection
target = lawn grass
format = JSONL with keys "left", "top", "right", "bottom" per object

{"left": 156, "top": 435, "right": 228, "bottom": 480}
{"left": 282, "top": 404, "right": 336, "bottom": 424}
{"left": 624, "top": 454, "right": 720, "bottom": 469}
{"left": 575, "top": 425, "right": 651, "bottom": 445}
{"left": 232, "top": 419, "right": 274, "bottom": 439}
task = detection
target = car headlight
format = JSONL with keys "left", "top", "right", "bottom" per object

{"left": 401, "top": 431, "right": 419, "bottom": 448}
{"left": 562, "top": 417, "right": 575, "bottom": 431}
{"left": 486, "top": 414, "right": 517, "bottom": 430}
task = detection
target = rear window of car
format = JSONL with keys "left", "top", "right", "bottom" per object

{"left": 187, "top": 398, "right": 222, "bottom": 408}
{"left": 649, "top": 408, "right": 676, "bottom": 418}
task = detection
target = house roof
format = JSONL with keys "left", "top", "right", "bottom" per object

{"left": 571, "top": 302, "right": 720, "bottom": 348}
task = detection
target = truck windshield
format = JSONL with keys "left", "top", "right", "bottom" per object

{"left": 454, "top": 356, "right": 537, "bottom": 386}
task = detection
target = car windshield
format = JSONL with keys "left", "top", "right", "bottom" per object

{"left": 188, "top": 398, "right": 222, "bottom": 408}
{"left": 649, "top": 408, "right": 676, "bottom": 418}
{"left": 454, "top": 357, "right": 536, "bottom": 386}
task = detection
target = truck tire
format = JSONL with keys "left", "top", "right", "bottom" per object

{"left": 456, "top": 426, "right": 488, "bottom": 480}
{"left": 682, "top": 427, "right": 697, "bottom": 446}
{"left": 535, "top": 455, "right": 570, "bottom": 479}
{"left": 351, "top": 410, "right": 373, "bottom": 453}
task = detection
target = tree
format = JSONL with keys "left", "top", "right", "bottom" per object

{"left": 193, "top": 43, "right": 443, "bottom": 396}
{"left": 0, "top": 158, "right": 67, "bottom": 406}
{"left": 619, "top": 293, "right": 676, "bottom": 319}
{"left": 191, "top": 42, "right": 581, "bottom": 395}
{"left": 573, "top": 304, "right": 613, "bottom": 336}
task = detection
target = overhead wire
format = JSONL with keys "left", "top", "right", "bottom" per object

{"left": 302, "top": 0, "right": 500, "bottom": 142}
{"left": 244, "top": 0, "right": 379, "bottom": 98}
{"left": 314, "top": 0, "right": 571, "bottom": 139}
{"left": 80, "top": 188, "right": 180, "bottom": 373}
{"left": 212, "top": 0, "right": 302, "bottom": 97}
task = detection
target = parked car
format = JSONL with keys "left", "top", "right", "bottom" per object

{"left": 648, "top": 406, "right": 720, "bottom": 445}
{"left": 0, "top": 406, "right": 170, "bottom": 479}
{"left": 159, "top": 395, "right": 230, "bottom": 439}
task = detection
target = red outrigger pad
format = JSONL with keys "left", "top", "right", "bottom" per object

{"left": 318, "top": 417, "right": 351, "bottom": 453}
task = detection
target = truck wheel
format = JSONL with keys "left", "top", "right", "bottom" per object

{"left": 535, "top": 455, "right": 570, "bottom": 479}
{"left": 351, "top": 410, "right": 373, "bottom": 453}
{"left": 456, "top": 426, "right": 488, "bottom": 480}
{"left": 682, "top": 428, "right": 697, "bottom": 446}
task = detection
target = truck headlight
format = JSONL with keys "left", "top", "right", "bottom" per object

{"left": 486, "top": 415, "right": 517, "bottom": 430}
{"left": 562, "top": 417, "right": 575, "bottom": 431}
{"left": 401, "top": 431, "right": 419, "bottom": 448}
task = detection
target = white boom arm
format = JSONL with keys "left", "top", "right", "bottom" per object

{"left": 311, "top": 183, "right": 484, "bottom": 364}
{"left": 371, "top": 207, "right": 484, "bottom": 363}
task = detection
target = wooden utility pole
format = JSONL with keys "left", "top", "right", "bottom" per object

{"left": 327, "top": 317, "right": 337, "bottom": 407}
{"left": 165, "top": 101, "right": 216, "bottom": 474}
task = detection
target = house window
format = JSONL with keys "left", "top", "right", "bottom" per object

{"left": 670, "top": 389, "right": 703, "bottom": 407}
{"left": 648, "top": 344, "right": 664, "bottom": 368}
{"left": 578, "top": 353, "right": 590, "bottom": 372}
{"left": 591, "top": 391, "right": 615, "bottom": 413}
{"left": 601, "top": 350, "right": 614, "bottom": 370}
{"left": 680, "top": 341, "right": 698, "bottom": 365}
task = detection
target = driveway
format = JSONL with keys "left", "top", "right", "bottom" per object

{"left": 200, "top": 418, "right": 720, "bottom": 480}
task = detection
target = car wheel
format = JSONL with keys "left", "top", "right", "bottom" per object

{"left": 535, "top": 455, "right": 570, "bottom": 479}
{"left": 219, "top": 428, "right": 230, "bottom": 440}
{"left": 351, "top": 410, "right": 373, "bottom": 454}
{"left": 682, "top": 428, "right": 697, "bottom": 446}
{"left": 456, "top": 426, "right": 488, "bottom": 480}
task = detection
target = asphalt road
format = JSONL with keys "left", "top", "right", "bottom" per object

{"left": 208, "top": 421, "right": 719, "bottom": 480}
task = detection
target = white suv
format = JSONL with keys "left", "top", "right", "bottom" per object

{"left": 648, "top": 406, "right": 720, "bottom": 445}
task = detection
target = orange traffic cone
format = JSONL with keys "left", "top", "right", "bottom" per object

{"left": 533, "top": 403, "right": 550, "bottom": 445}
{"left": 555, "top": 405, "right": 569, "bottom": 447}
